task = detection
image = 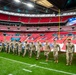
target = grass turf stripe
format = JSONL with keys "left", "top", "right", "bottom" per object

{"left": 0, "top": 56, "right": 76, "bottom": 75}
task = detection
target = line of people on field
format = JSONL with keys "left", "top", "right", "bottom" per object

{"left": 0, "top": 38, "right": 75, "bottom": 65}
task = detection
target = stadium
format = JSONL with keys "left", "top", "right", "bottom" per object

{"left": 0, "top": 0, "right": 76, "bottom": 75}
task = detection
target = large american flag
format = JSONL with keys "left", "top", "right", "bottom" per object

{"left": 66, "top": 17, "right": 76, "bottom": 26}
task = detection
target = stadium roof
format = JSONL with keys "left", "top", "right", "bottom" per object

{"left": 0, "top": 0, "right": 76, "bottom": 14}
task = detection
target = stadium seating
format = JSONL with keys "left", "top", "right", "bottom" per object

{"left": 61, "top": 16, "right": 73, "bottom": 21}
{"left": 10, "top": 16, "right": 20, "bottom": 22}
{"left": 0, "top": 14, "right": 8, "bottom": 21}
{"left": 40, "top": 17, "right": 50, "bottom": 23}
{"left": 29, "top": 17, "right": 40, "bottom": 23}
{"left": 0, "top": 13, "right": 73, "bottom": 23}
{"left": 50, "top": 17, "right": 59, "bottom": 22}
{"left": 0, "top": 13, "right": 75, "bottom": 52}
{"left": 20, "top": 17, "right": 29, "bottom": 23}
{"left": 0, "top": 25, "right": 75, "bottom": 31}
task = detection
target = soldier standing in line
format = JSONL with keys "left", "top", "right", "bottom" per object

{"left": 18, "top": 41, "right": 22, "bottom": 56}
{"left": 5, "top": 41, "right": 7, "bottom": 52}
{"left": 23, "top": 41, "right": 29, "bottom": 57}
{"left": 0, "top": 41, "right": 2, "bottom": 52}
{"left": 29, "top": 42, "right": 36, "bottom": 58}
{"left": 4, "top": 41, "right": 7, "bottom": 52}
{"left": 44, "top": 41, "right": 51, "bottom": 61}
{"left": 5, "top": 41, "right": 10, "bottom": 53}
{"left": 13, "top": 40, "right": 18, "bottom": 55}
{"left": 66, "top": 39, "right": 75, "bottom": 65}
{"left": 53, "top": 40, "right": 61, "bottom": 63}
{"left": 22, "top": 41, "right": 25, "bottom": 55}
{"left": 36, "top": 41, "right": 42, "bottom": 60}
{"left": 2, "top": 41, "right": 5, "bottom": 52}
{"left": 8, "top": 40, "right": 13, "bottom": 53}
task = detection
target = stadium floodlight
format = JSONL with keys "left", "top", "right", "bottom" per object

{"left": 22, "top": 2, "right": 34, "bottom": 8}
{"left": 26, "top": 3, "right": 34, "bottom": 8}
{"left": 14, "top": 0, "right": 20, "bottom": 3}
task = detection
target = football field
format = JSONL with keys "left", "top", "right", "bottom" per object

{"left": 0, "top": 52, "right": 76, "bottom": 75}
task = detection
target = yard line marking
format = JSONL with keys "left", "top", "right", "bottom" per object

{"left": 0, "top": 56, "right": 31, "bottom": 66}
{"left": 30, "top": 64, "right": 36, "bottom": 67}
{"left": 39, "top": 62, "right": 48, "bottom": 65}
{"left": 34, "top": 65, "right": 76, "bottom": 75}
{"left": 23, "top": 68, "right": 32, "bottom": 72}
{"left": 0, "top": 56, "right": 76, "bottom": 75}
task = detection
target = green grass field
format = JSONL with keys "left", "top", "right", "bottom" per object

{"left": 0, "top": 52, "right": 76, "bottom": 75}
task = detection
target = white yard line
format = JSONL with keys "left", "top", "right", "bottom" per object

{"left": 8, "top": 74, "right": 13, "bottom": 75}
{"left": 30, "top": 64, "right": 36, "bottom": 67}
{"left": 0, "top": 56, "right": 76, "bottom": 75}
{"left": 23, "top": 68, "right": 32, "bottom": 72}
{"left": 35, "top": 65, "right": 76, "bottom": 75}
{"left": 39, "top": 62, "right": 48, "bottom": 65}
